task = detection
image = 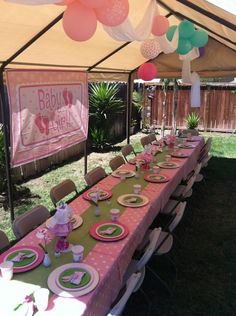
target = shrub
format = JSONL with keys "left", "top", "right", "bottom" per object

{"left": 185, "top": 112, "right": 200, "bottom": 129}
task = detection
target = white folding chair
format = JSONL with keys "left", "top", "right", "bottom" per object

{"left": 123, "top": 228, "right": 162, "bottom": 283}
{"left": 107, "top": 272, "right": 142, "bottom": 316}
{"left": 171, "top": 174, "right": 196, "bottom": 200}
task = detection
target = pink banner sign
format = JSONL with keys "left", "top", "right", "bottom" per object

{"left": 6, "top": 70, "right": 88, "bottom": 167}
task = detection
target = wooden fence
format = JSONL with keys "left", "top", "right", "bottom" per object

{"left": 149, "top": 85, "right": 236, "bottom": 132}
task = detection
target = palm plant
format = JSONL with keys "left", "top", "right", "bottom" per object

{"left": 185, "top": 112, "right": 200, "bottom": 129}
{"left": 89, "top": 82, "right": 125, "bottom": 149}
{"left": 132, "top": 91, "right": 144, "bottom": 113}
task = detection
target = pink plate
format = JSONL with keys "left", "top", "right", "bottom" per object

{"left": 144, "top": 174, "right": 170, "bottom": 183}
{"left": 186, "top": 138, "right": 199, "bottom": 142}
{"left": 0, "top": 246, "right": 44, "bottom": 273}
{"left": 128, "top": 158, "right": 145, "bottom": 165}
{"left": 90, "top": 221, "right": 129, "bottom": 242}
{"left": 82, "top": 189, "right": 112, "bottom": 201}
{"left": 171, "top": 152, "right": 189, "bottom": 158}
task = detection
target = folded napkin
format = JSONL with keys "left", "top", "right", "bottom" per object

{"left": 62, "top": 271, "right": 85, "bottom": 285}
{"left": 11, "top": 252, "right": 35, "bottom": 263}
{"left": 126, "top": 197, "right": 138, "bottom": 203}
{"left": 100, "top": 227, "right": 117, "bottom": 235}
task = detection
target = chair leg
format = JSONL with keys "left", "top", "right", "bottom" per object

{"left": 146, "top": 265, "right": 172, "bottom": 296}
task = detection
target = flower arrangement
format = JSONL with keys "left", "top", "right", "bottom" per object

{"left": 36, "top": 228, "right": 51, "bottom": 253}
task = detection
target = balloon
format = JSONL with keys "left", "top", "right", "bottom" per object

{"left": 137, "top": 63, "right": 157, "bottom": 81}
{"left": 95, "top": 0, "right": 129, "bottom": 27}
{"left": 178, "top": 20, "right": 195, "bottom": 39}
{"left": 151, "top": 15, "right": 169, "bottom": 36}
{"left": 176, "top": 39, "right": 192, "bottom": 55}
{"left": 140, "top": 39, "right": 160, "bottom": 59}
{"left": 55, "top": 0, "right": 74, "bottom": 5}
{"left": 63, "top": 2, "right": 97, "bottom": 41}
{"left": 79, "top": 0, "right": 108, "bottom": 9}
{"left": 166, "top": 25, "right": 177, "bottom": 41}
{"left": 199, "top": 47, "right": 205, "bottom": 57}
{"left": 190, "top": 30, "right": 208, "bottom": 47}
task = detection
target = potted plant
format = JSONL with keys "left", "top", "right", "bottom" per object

{"left": 89, "top": 82, "right": 125, "bottom": 150}
{"left": 184, "top": 112, "right": 200, "bottom": 135}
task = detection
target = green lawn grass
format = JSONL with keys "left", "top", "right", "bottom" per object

{"left": 124, "top": 155, "right": 236, "bottom": 315}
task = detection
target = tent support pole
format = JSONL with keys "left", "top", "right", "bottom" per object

{"left": 84, "top": 141, "right": 87, "bottom": 175}
{"left": 126, "top": 73, "right": 132, "bottom": 144}
{"left": 0, "top": 70, "right": 14, "bottom": 222}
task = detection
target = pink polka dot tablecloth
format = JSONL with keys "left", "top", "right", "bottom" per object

{"left": 0, "top": 138, "right": 204, "bottom": 316}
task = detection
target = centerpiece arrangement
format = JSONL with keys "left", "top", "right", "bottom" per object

{"left": 48, "top": 202, "right": 73, "bottom": 254}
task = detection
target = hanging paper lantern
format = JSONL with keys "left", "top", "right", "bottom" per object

{"left": 140, "top": 39, "right": 160, "bottom": 59}
{"left": 166, "top": 25, "right": 177, "bottom": 41}
{"left": 151, "top": 15, "right": 169, "bottom": 36}
{"left": 95, "top": 0, "right": 129, "bottom": 27}
{"left": 55, "top": 0, "right": 74, "bottom": 5}
{"left": 199, "top": 47, "right": 205, "bottom": 58}
{"left": 63, "top": 2, "right": 97, "bottom": 41}
{"left": 79, "top": 0, "right": 108, "bottom": 9}
{"left": 178, "top": 20, "right": 195, "bottom": 39}
{"left": 176, "top": 39, "right": 192, "bottom": 55}
{"left": 190, "top": 30, "right": 208, "bottom": 48}
{"left": 138, "top": 63, "right": 157, "bottom": 81}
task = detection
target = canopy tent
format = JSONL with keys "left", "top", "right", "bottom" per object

{"left": 0, "top": 0, "right": 235, "bottom": 221}
{"left": 0, "top": 0, "right": 235, "bottom": 80}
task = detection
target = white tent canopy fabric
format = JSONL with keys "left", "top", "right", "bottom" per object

{"left": 0, "top": 0, "right": 235, "bottom": 80}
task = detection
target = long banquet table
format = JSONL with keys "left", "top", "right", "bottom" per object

{"left": 0, "top": 137, "right": 204, "bottom": 316}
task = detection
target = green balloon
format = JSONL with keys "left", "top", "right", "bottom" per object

{"left": 179, "top": 20, "right": 195, "bottom": 39}
{"left": 176, "top": 39, "right": 193, "bottom": 55}
{"left": 166, "top": 25, "right": 177, "bottom": 41}
{"left": 190, "top": 30, "right": 208, "bottom": 47}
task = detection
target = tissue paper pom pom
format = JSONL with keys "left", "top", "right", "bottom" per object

{"left": 140, "top": 39, "right": 160, "bottom": 59}
{"left": 138, "top": 63, "right": 157, "bottom": 81}
{"left": 95, "top": 0, "right": 129, "bottom": 27}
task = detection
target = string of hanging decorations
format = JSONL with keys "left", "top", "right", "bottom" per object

{"left": 5, "top": 0, "right": 209, "bottom": 107}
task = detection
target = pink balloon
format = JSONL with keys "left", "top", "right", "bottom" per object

{"left": 79, "top": 0, "right": 108, "bottom": 9}
{"left": 56, "top": 0, "right": 74, "bottom": 5}
{"left": 63, "top": 2, "right": 97, "bottom": 41}
{"left": 138, "top": 63, "right": 158, "bottom": 81}
{"left": 95, "top": 0, "right": 129, "bottom": 27}
{"left": 152, "top": 15, "right": 169, "bottom": 36}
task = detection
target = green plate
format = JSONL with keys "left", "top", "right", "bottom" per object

{"left": 58, "top": 268, "right": 91, "bottom": 289}
{"left": 124, "top": 196, "right": 143, "bottom": 204}
{"left": 97, "top": 224, "right": 123, "bottom": 237}
{"left": 7, "top": 250, "right": 37, "bottom": 268}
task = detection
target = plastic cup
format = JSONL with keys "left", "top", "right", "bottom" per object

{"left": 153, "top": 166, "right": 160, "bottom": 174}
{"left": 165, "top": 155, "right": 171, "bottom": 162}
{"left": 110, "top": 208, "right": 120, "bottom": 222}
{"left": 120, "top": 174, "right": 126, "bottom": 181}
{"left": 71, "top": 245, "right": 84, "bottom": 263}
{"left": 0, "top": 261, "right": 13, "bottom": 281}
{"left": 133, "top": 184, "right": 142, "bottom": 194}
{"left": 34, "top": 288, "right": 49, "bottom": 311}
